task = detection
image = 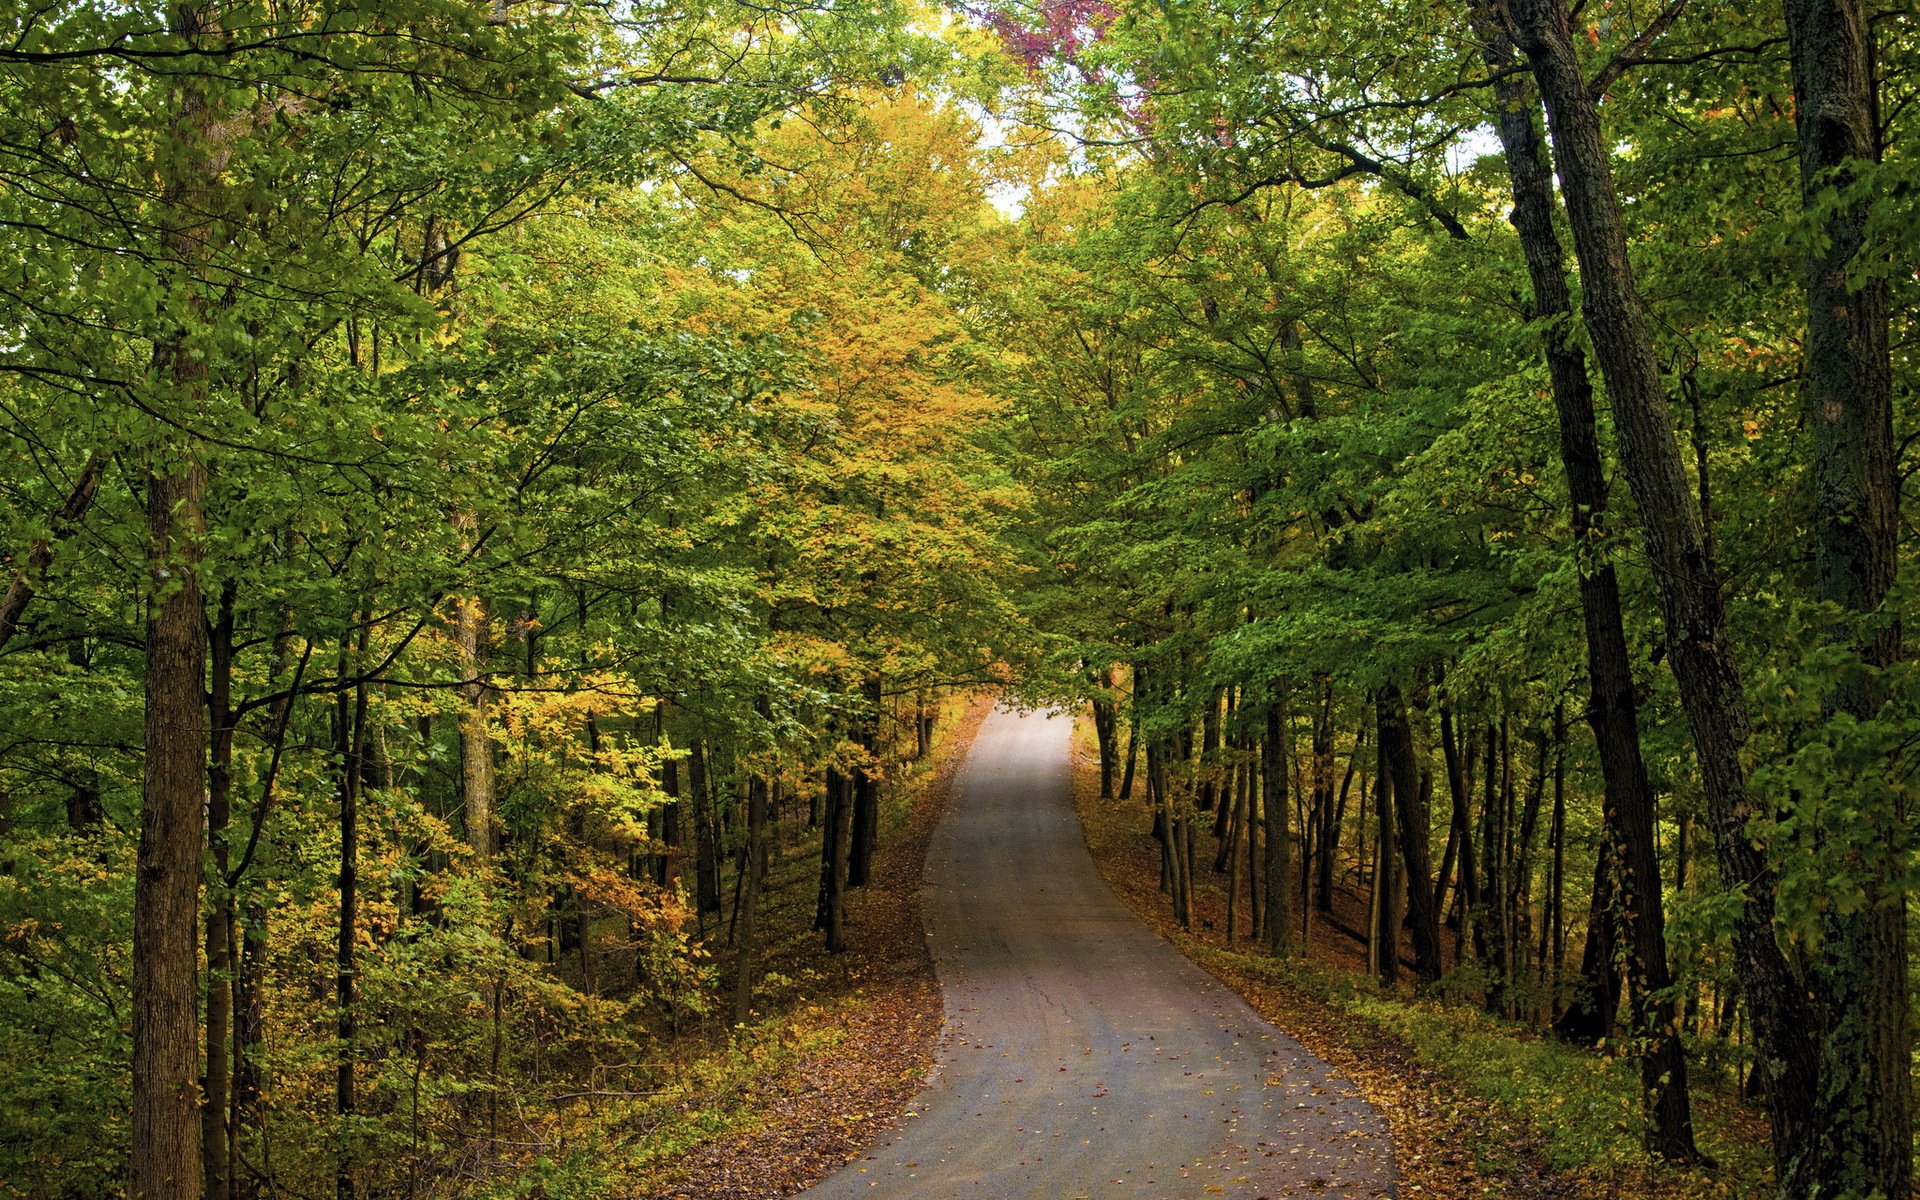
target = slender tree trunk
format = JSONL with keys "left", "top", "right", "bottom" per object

{"left": 1091, "top": 668, "right": 1118, "bottom": 800}
{"left": 1468, "top": 1, "right": 1698, "bottom": 1150}
{"left": 334, "top": 635, "right": 368, "bottom": 1200}
{"left": 848, "top": 676, "right": 883, "bottom": 888}
{"left": 1478, "top": 721, "right": 1508, "bottom": 1014}
{"left": 0, "top": 449, "right": 104, "bottom": 653}
{"left": 1263, "top": 700, "right": 1296, "bottom": 955}
{"left": 1369, "top": 725, "right": 1399, "bottom": 983}
{"left": 1507, "top": 0, "right": 1811, "bottom": 1174}
{"left": 690, "top": 739, "right": 722, "bottom": 914}
{"left": 815, "top": 766, "right": 852, "bottom": 951}
{"left": 233, "top": 899, "right": 267, "bottom": 1200}
{"left": 455, "top": 595, "right": 495, "bottom": 861}
{"left": 732, "top": 766, "right": 770, "bottom": 1023}
{"left": 203, "top": 586, "right": 238, "bottom": 1200}
{"left": 1379, "top": 685, "right": 1442, "bottom": 981}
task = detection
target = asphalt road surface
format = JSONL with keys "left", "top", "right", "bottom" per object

{"left": 799, "top": 704, "right": 1397, "bottom": 1199}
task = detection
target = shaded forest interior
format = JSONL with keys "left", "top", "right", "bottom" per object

{"left": 1, "top": 2, "right": 1918, "bottom": 1199}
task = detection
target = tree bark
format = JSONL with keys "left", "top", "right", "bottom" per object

{"left": 731, "top": 767, "right": 770, "bottom": 1024}
{"left": 848, "top": 676, "right": 883, "bottom": 888}
{"left": 1378, "top": 686, "right": 1442, "bottom": 981}
{"left": 1263, "top": 699, "right": 1296, "bottom": 954}
{"left": 1780, "top": 2, "right": 1913, "bottom": 1190}
{"left": 1469, "top": 0, "right": 1697, "bottom": 1150}
{"left": 1506, "top": 0, "right": 1816, "bottom": 1178}
{"left": 455, "top": 595, "right": 496, "bottom": 861}
{"left": 135, "top": 56, "right": 218, "bottom": 1198}
{"left": 203, "top": 586, "right": 237, "bottom": 1200}
{"left": 814, "top": 764, "right": 853, "bottom": 951}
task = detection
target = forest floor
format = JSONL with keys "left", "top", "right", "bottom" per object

{"left": 1065, "top": 720, "right": 1775, "bottom": 1200}
{"left": 634, "top": 692, "right": 997, "bottom": 1199}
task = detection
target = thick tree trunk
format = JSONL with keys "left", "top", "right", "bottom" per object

{"left": 1782, "top": 3, "right": 1912, "bottom": 1193}
{"left": 136, "top": 403, "right": 211, "bottom": 1200}
{"left": 1507, "top": 0, "right": 1818, "bottom": 1179}
{"left": 134, "top": 12, "right": 226, "bottom": 1198}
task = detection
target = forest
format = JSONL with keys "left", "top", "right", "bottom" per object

{"left": 0, "top": 0, "right": 1914, "bottom": 1198}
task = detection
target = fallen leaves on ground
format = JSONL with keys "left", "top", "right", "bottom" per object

{"left": 644, "top": 694, "right": 997, "bottom": 1200}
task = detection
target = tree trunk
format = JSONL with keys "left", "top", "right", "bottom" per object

{"left": 689, "top": 739, "right": 723, "bottom": 914}
{"left": 1369, "top": 727, "right": 1399, "bottom": 983}
{"left": 848, "top": 676, "right": 883, "bottom": 888}
{"left": 334, "top": 637, "right": 368, "bottom": 1200}
{"left": 1091, "top": 668, "right": 1118, "bottom": 800}
{"left": 1477, "top": 721, "right": 1508, "bottom": 1013}
{"left": 455, "top": 595, "right": 496, "bottom": 861}
{"left": 1507, "top": 0, "right": 1812, "bottom": 1175}
{"left": 1263, "top": 700, "right": 1296, "bottom": 955}
{"left": 1469, "top": 0, "right": 1698, "bottom": 1150}
{"left": 814, "top": 766, "right": 852, "bottom": 952}
{"left": 1783, "top": 2, "right": 1911, "bottom": 1192}
{"left": 203, "top": 587, "right": 238, "bottom": 1200}
{"left": 731, "top": 768, "right": 770, "bottom": 1024}
{"left": 1379, "top": 686, "right": 1442, "bottom": 981}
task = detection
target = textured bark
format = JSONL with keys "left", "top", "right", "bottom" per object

{"left": 455, "top": 594, "right": 496, "bottom": 860}
{"left": 136, "top": 458, "right": 208, "bottom": 1200}
{"left": 203, "top": 589, "right": 237, "bottom": 1200}
{"left": 731, "top": 767, "right": 770, "bottom": 1023}
{"left": 814, "top": 766, "right": 852, "bottom": 952}
{"left": 1378, "top": 686, "right": 1442, "bottom": 981}
{"left": 689, "top": 740, "right": 723, "bottom": 914}
{"left": 1783, "top": 2, "right": 1911, "bottom": 1192}
{"left": 1506, "top": 0, "right": 1816, "bottom": 1181}
{"left": 1262, "top": 700, "right": 1296, "bottom": 955}
{"left": 848, "top": 676, "right": 883, "bottom": 888}
{"left": 135, "top": 12, "right": 225, "bottom": 1189}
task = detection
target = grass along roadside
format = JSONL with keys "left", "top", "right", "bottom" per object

{"left": 1067, "top": 714, "right": 1773, "bottom": 1200}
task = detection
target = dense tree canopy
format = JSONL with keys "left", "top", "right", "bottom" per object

{"left": 1, "top": 0, "right": 1917, "bottom": 1197}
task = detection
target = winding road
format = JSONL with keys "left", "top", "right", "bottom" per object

{"left": 800, "top": 704, "right": 1397, "bottom": 1199}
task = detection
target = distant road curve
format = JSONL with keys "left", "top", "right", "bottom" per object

{"left": 798, "top": 704, "right": 1397, "bottom": 1199}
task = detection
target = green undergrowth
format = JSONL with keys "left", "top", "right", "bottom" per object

{"left": 1186, "top": 941, "right": 1772, "bottom": 1199}
{"left": 473, "top": 1008, "right": 851, "bottom": 1200}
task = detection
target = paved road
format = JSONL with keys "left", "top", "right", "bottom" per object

{"left": 800, "top": 705, "right": 1397, "bottom": 1199}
